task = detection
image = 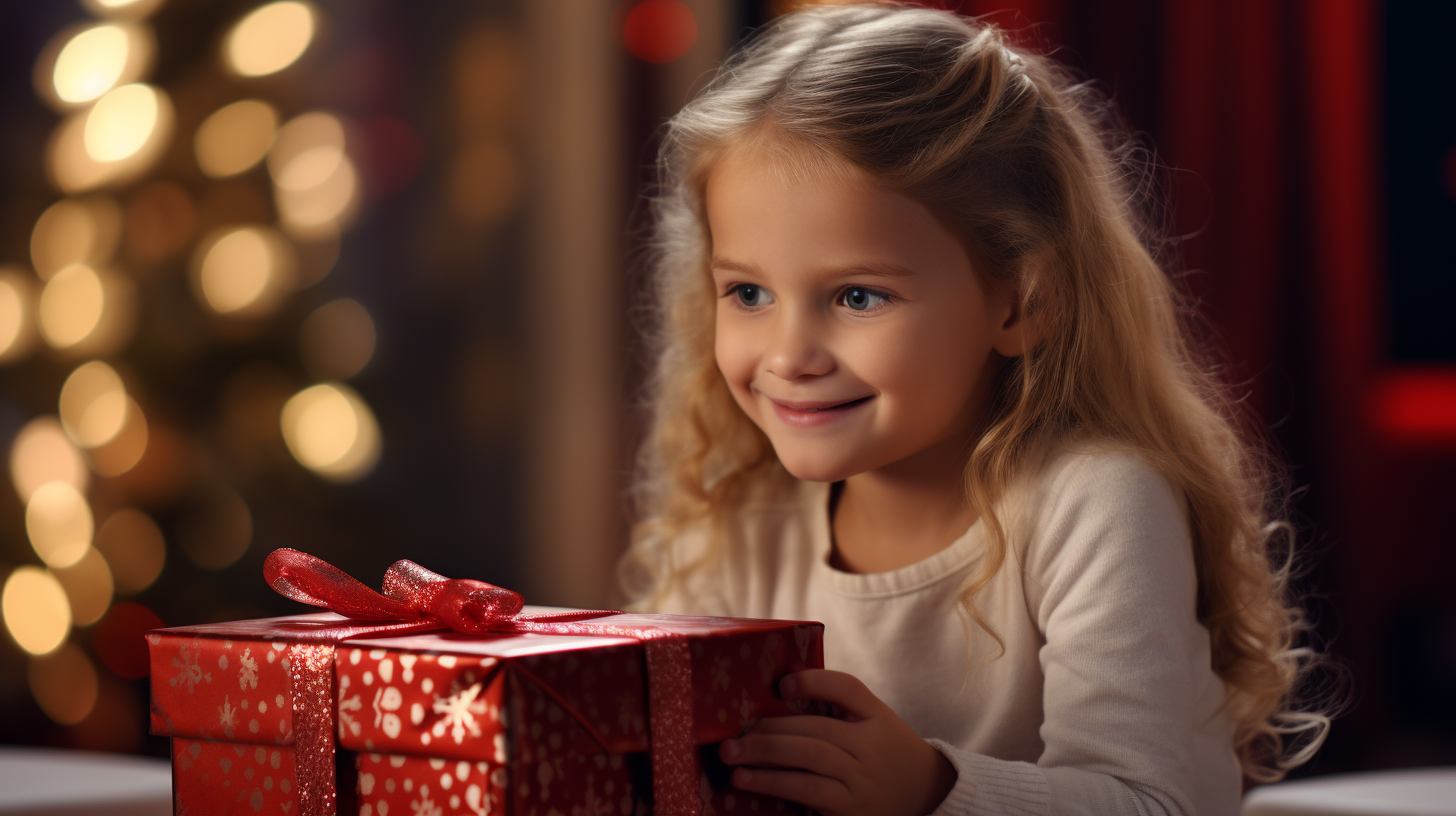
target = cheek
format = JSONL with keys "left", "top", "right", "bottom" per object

{"left": 713, "top": 310, "right": 756, "bottom": 394}
{"left": 861, "top": 315, "right": 990, "bottom": 421}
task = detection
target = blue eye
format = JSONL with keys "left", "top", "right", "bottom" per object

{"left": 841, "top": 286, "right": 888, "bottom": 311}
{"left": 734, "top": 285, "right": 770, "bottom": 307}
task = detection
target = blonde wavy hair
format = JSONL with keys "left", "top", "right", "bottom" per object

{"left": 619, "top": 2, "right": 1329, "bottom": 782}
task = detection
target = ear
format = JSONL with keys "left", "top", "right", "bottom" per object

{"left": 989, "top": 279, "right": 1046, "bottom": 358}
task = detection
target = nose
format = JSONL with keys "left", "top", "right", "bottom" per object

{"left": 763, "top": 310, "right": 834, "bottom": 381}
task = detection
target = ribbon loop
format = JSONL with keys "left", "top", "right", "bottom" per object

{"left": 264, "top": 549, "right": 417, "bottom": 621}
{"left": 382, "top": 559, "right": 524, "bottom": 631}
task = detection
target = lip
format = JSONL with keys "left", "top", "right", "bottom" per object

{"left": 762, "top": 394, "right": 873, "bottom": 427}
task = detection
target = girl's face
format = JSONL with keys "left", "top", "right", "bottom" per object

{"left": 707, "top": 145, "right": 1025, "bottom": 484}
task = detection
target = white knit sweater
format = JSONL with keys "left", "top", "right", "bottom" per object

{"left": 646, "top": 448, "right": 1243, "bottom": 816}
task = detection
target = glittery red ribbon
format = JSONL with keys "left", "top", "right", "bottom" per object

{"left": 264, "top": 548, "right": 702, "bottom": 816}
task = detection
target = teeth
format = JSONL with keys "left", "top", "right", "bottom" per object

{"left": 805, "top": 408, "right": 819, "bottom": 413}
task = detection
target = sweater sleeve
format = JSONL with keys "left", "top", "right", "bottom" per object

{"left": 930, "top": 451, "right": 1241, "bottom": 816}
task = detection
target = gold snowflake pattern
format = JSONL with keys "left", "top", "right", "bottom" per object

{"left": 238, "top": 648, "right": 258, "bottom": 690}
{"left": 218, "top": 696, "right": 238, "bottom": 735}
{"left": 169, "top": 641, "right": 212, "bottom": 694}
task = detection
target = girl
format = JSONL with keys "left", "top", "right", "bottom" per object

{"left": 620, "top": 4, "right": 1329, "bottom": 815}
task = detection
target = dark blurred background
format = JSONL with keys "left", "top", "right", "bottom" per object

{"left": 0, "top": 0, "right": 1451, "bottom": 785}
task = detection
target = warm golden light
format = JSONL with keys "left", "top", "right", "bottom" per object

{"left": 268, "top": 112, "right": 358, "bottom": 237}
{"left": 59, "top": 361, "right": 128, "bottom": 448}
{"left": 193, "top": 225, "right": 295, "bottom": 316}
{"left": 299, "top": 298, "right": 375, "bottom": 380}
{"left": 275, "top": 143, "right": 343, "bottom": 191}
{"left": 48, "top": 86, "right": 172, "bottom": 192}
{"left": 28, "top": 643, "right": 98, "bottom": 725}
{"left": 9, "top": 417, "right": 90, "bottom": 502}
{"left": 31, "top": 196, "right": 123, "bottom": 281}
{"left": 53, "top": 546, "right": 114, "bottom": 626}
{"left": 0, "top": 269, "right": 36, "bottom": 364}
{"left": 54, "top": 25, "right": 127, "bottom": 104}
{"left": 178, "top": 488, "right": 253, "bottom": 570}
{"left": 277, "top": 156, "right": 358, "bottom": 236}
{"left": 225, "top": 2, "right": 317, "bottom": 78}
{"left": 94, "top": 508, "right": 166, "bottom": 594}
{"left": 195, "top": 99, "right": 279, "bottom": 178}
{"left": 38, "top": 263, "right": 104, "bottom": 349}
{"left": 27, "top": 481, "right": 95, "bottom": 569}
{"left": 280, "top": 382, "right": 381, "bottom": 482}
{"left": 87, "top": 396, "right": 148, "bottom": 477}
{"left": 269, "top": 111, "right": 343, "bottom": 174}
{"left": 85, "top": 83, "right": 159, "bottom": 162}
{"left": 2, "top": 567, "right": 72, "bottom": 656}
{"left": 81, "top": 0, "right": 166, "bottom": 17}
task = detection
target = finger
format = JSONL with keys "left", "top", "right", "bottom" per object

{"left": 730, "top": 766, "right": 852, "bottom": 813}
{"left": 781, "top": 669, "right": 885, "bottom": 720}
{"left": 744, "top": 715, "right": 863, "bottom": 759}
{"left": 720, "top": 732, "right": 857, "bottom": 780}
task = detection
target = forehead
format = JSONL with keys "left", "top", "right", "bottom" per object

{"left": 704, "top": 141, "right": 970, "bottom": 277}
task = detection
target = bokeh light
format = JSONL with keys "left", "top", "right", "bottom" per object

{"left": 28, "top": 643, "right": 99, "bottom": 725}
{"left": 178, "top": 488, "right": 252, "bottom": 570}
{"left": 269, "top": 112, "right": 358, "bottom": 237}
{"left": 300, "top": 298, "right": 376, "bottom": 379}
{"left": 93, "top": 601, "right": 163, "bottom": 679}
{"left": 225, "top": 1, "right": 317, "bottom": 78}
{"left": 86, "top": 396, "right": 149, "bottom": 477}
{"left": 38, "top": 263, "right": 103, "bottom": 348}
{"left": 280, "top": 382, "right": 381, "bottom": 482}
{"left": 0, "top": 268, "right": 37, "bottom": 363}
{"left": 31, "top": 196, "right": 123, "bottom": 280}
{"left": 85, "top": 83, "right": 160, "bottom": 162}
{"left": 93, "top": 508, "right": 166, "bottom": 594}
{"left": 53, "top": 545, "right": 115, "bottom": 626}
{"left": 192, "top": 225, "right": 296, "bottom": 316}
{"left": 3, "top": 566, "right": 72, "bottom": 656}
{"left": 622, "top": 0, "right": 698, "bottom": 64}
{"left": 195, "top": 99, "right": 279, "bottom": 178}
{"left": 36, "top": 263, "right": 136, "bottom": 356}
{"left": 50, "top": 24, "right": 154, "bottom": 106}
{"left": 59, "top": 361, "right": 128, "bottom": 448}
{"left": 81, "top": 0, "right": 166, "bottom": 19}
{"left": 27, "top": 481, "right": 95, "bottom": 569}
{"left": 9, "top": 417, "right": 90, "bottom": 502}
{"left": 48, "top": 85, "right": 173, "bottom": 192}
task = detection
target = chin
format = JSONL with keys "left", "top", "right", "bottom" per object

{"left": 773, "top": 449, "right": 859, "bottom": 484}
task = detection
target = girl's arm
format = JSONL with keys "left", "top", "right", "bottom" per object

{"left": 930, "top": 451, "right": 1242, "bottom": 816}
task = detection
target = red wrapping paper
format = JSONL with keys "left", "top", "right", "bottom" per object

{"left": 150, "top": 609, "right": 824, "bottom": 814}
{"left": 338, "top": 613, "right": 824, "bottom": 815}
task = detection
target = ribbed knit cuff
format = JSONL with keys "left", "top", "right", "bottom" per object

{"left": 925, "top": 739, "right": 1051, "bottom": 816}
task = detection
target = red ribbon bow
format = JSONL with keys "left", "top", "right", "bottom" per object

{"left": 265, "top": 548, "right": 532, "bottom": 632}
{"left": 263, "top": 548, "right": 702, "bottom": 816}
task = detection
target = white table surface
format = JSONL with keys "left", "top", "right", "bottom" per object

{"left": 1244, "top": 767, "right": 1456, "bottom": 816}
{"left": 0, "top": 747, "right": 170, "bottom": 816}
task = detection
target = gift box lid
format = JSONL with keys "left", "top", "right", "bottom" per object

{"left": 147, "top": 612, "right": 440, "bottom": 746}
{"left": 334, "top": 610, "right": 825, "bottom": 762}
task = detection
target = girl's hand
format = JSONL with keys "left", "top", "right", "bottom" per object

{"left": 718, "top": 669, "right": 957, "bottom": 816}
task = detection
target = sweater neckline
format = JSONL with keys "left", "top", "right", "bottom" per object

{"left": 807, "top": 480, "right": 985, "bottom": 598}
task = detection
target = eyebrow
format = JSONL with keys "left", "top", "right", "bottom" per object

{"left": 709, "top": 258, "right": 917, "bottom": 278}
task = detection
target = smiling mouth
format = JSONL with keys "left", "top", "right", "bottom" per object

{"left": 799, "top": 397, "right": 871, "bottom": 412}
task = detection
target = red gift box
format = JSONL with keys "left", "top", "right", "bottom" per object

{"left": 336, "top": 615, "right": 825, "bottom": 815}
{"left": 148, "top": 551, "right": 825, "bottom": 816}
{"left": 148, "top": 613, "right": 439, "bottom": 815}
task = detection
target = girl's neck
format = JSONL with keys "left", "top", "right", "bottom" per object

{"left": 828, "top": 435, "right": 978, "bottom": 574}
